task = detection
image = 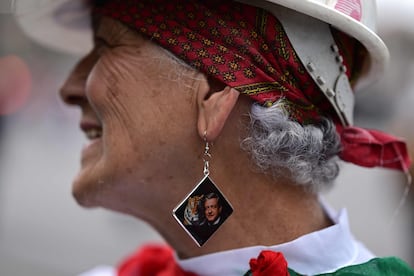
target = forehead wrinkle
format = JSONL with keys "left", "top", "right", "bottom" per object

{"left": 105, "top": 52, "right": 133, "bottom": 83}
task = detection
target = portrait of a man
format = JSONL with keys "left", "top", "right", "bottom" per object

{"left": 173, "top": 176, "right": 233, "bottom": 246}
{"left": 202, "top": 193, "right": 222, "bottom": 226}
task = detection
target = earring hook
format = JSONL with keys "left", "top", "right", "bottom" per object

{"left": 203, "top": 130, "right": 211, "bottom": 176}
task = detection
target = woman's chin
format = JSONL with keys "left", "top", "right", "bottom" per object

{"left": 72, "top": 139, "right": 106, "bottom": 207}
{"left": 71, "top": 157, "right": 128, "bottom": 210}
{"left": 72, "top": 176, "right": 99, "bottom": 207}
{"left": 71, "top": 163, "right": 107, "bottom": 208}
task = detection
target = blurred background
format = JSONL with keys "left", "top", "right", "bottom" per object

{"left": 0, "top": 0, "right": 413, "bottom": 275}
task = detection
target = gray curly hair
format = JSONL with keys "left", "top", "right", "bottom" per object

{"left": 242, "top": 100, "right": 342, "bottom": 193}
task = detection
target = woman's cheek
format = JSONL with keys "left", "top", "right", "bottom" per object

{"left": 85, "top": 57, "right": 125, "bottom": 116}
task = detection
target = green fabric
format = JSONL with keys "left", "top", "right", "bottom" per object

{"left": 245, "top": 257, "right": 414, "bottom": 276}
{"left": 316, "top": 257, "right": 414, "bottom": 276}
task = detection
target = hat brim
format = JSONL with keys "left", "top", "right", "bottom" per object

{"left": 14, "top": 0, "right": 93, "bottom": 56}
{"left": 238, "top": 0, "right": 389, "bottom": 90}
{"left": 14, "top": 0, "right": 388, "bottom": 89}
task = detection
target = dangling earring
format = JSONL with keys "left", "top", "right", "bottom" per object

{"left": 203, "top": 130, "right": 212, "bottom": 178}
{"left": 172, "top": 131, "right": 233, "bottom": 247}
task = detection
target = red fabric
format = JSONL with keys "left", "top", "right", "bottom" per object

{"left": 117, "top": 245, "right": 290, "bottom": 276}
{"left": 94, "top": 0, "right": 330, "bottom": 124}
{"left": 249, "top": 250, "right": 289, "bottom": 276}
{"left": 338, "top": 126, "right": 411, "bottom": 172}
{"left": 94, "top": 0, "right": 411, "bottom": 173}
{"left": 117, "top": 244, "right": 197, "bottom": 276}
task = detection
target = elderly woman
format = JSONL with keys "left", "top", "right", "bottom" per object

{"left": 18, "top": 0, "right": 414, "bottom": 275}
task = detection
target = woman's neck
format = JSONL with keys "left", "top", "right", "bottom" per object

{"left": 122, "top": 99, "right": 332, "bottom": 259}
{"left": 139, "top": 121, "right": 333, "bottom": 259}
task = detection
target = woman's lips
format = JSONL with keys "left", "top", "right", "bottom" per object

{"left": 80, "top": 121, "right": 102, "bottom": 140}
{"left": 80, "top": 120, "right": 103, "bottom": 163}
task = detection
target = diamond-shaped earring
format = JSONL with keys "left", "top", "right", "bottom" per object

{"left": 172, "top": 131, "right": 233, "bottom": 246}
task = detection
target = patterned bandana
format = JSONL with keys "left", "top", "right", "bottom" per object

{"left": 93, "top": 0, "right": 411, "bottom": 173}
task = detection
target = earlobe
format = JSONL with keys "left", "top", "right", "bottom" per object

{"left": 197, "top": 79, "right": 240, "bottom": 141}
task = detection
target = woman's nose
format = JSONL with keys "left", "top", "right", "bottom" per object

{"left": 60, "top": 52, "right": 96, "bottom": 106}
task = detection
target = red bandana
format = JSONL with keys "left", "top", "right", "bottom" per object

{"left": 94, "top": 0, "right": 411, "bottom": 173}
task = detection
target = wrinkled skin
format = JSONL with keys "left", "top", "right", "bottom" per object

{"left": 61, "top": 17, "right": 203, "bottom": 211}
{"left": 60, "top": 16, "right": 331, "bottom": 259}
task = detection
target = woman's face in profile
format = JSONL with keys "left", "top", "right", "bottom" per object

{"left": 60, "top": 16, "right": 201, "bottom": 209}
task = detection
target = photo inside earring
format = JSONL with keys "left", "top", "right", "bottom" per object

{"left": 172, "top": 175, "right": 233, "bottom": 247}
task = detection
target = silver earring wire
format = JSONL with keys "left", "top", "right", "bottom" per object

{"left": 203, "top": 130, "right": 211, "bottom": 176}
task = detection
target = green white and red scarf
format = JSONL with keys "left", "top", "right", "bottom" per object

{"left": 117, "top": 244, "right": 414, "bottom": 276}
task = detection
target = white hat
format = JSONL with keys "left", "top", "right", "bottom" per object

{"left": 239, "top": 0, "right": 389, "bottom": 89}
{"left": 12, "top": 0, "right": 93, "bottom": 56}
{"left": 11, "top": 0, "right": 388, "bottom": 88}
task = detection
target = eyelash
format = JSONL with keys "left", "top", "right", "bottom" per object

{"left": 94, "top": 38, "right": 110, "bottom": 56}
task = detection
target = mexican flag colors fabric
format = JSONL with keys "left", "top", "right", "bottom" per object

{"left": 117, "top": 245, "right": 414, "bottom": 276}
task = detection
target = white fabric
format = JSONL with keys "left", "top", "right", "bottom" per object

{"left": 77, "top": 265, "right": 115, "bottom": 276}
{"left": 177, "top": 207, "right": 374, "bottom": 276}
{"left": 79, "top": 205, "right": 374, "bottom": 276}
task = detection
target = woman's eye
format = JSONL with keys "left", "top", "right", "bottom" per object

{"left": 94, "top": 37, "right": 111, "bottom": 56}
{"left": 96, "top": 45, "right": 107, "bottom": 56}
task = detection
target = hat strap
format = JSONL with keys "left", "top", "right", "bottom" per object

{"left": 271, "top": 5, "right": 354, "bottom": 126}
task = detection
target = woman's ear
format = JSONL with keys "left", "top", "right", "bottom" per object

{"left": 197, "top": 77, "right": 239, "bottom": 141}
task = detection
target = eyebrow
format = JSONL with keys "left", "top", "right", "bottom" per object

{"left": 94, "top": 17, "right": 130, "bottom": 45}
